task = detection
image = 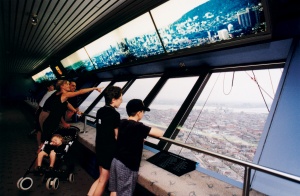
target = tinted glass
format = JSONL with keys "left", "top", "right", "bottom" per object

{"left": 117, "top": 77, "right": 160, "bottom": 119}
{"left": 169, "top": 68, "right": 283, "bottom": 182}
{"left": 88, "top": 81, "right": 127, "bottom": 117}
{"left": 78, "top": 81, "right": 111, "bottom": 113}
{"left": 143, "top": 76, "right": 199, "bottom": 144}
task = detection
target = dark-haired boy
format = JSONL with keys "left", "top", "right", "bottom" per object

{"left": 109, "top": 99, "right": 163, "bottom": 196}
{"left": 88, "top": 86, "right": 123, "bottom": 196}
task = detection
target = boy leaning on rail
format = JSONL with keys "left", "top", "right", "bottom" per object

{"left": 109, "top": 99, "right": 164, "bottom": 196}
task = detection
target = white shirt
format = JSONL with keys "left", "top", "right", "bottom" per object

{"left": 39, "top": 90, "right": 56, "bottom": 107}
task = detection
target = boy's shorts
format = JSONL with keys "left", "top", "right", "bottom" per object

{"left": 108, "top": 158, "right": 138, "bottom": 196}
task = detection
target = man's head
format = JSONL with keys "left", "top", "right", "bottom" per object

{"left": 47, "top": 84, "right": 54, "bottom": 92}
{"left": 69, "top": 81, "right": 76, "bottom": 92}
{"left": 45, "top": 82, "right": 55, "bottom": 91}
{"left": 126, "top": 99, "right": 150, "bottom": 117}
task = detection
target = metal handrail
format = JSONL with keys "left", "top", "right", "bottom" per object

{"left": 159, "top": 137, "right": 300, "bottom": 196}
{"left": 81, "top": 114, "right": 300, "bottom": 196}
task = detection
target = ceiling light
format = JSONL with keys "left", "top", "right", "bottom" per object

{"left": 31, "top": 14, "right": 38, "bottom": 26}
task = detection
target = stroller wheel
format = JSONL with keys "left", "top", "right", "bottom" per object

{"left": 68, "top": 173, "right": 75, "bottom": 183}
{"left": 17, "top": 177, "right": 33, "bottom": 191}
{"left": 46, "top": 178, "right": 52, "bottom": 190}
{"left": 17, "top": 177, "right": 23, "bottom": 189}
{"left": 46, "top": 177, "right": 59, "bottom": 190}
{"left": 52, "top": 178, "right": 59, "bottom": 190}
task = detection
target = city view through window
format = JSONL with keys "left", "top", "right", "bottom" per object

{"left": 155, "top": 69, "right": 282, "bottom": 182}
{"left": 78, "top": 68, "right": 282, "bottom": 182}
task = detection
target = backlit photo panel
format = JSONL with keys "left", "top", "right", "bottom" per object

{"left": 32, "top": 67, "right": 57, "bottom": 83}
{"left": 151, "top": 0, "right": 268, "bottom": 53}
{"left": 60, "top": 48, "right": 95, "bottom": 75}
{"left": 84, "top": 13, "right": 164, "bottom": 70}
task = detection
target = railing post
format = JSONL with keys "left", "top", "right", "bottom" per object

{"left": 83, "top": 115, "right": 87, "bottom": 133}
{"left": 243, "top": 166, "right": 251, "bottom": 196}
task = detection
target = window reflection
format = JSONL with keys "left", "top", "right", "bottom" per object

{"left": 88, "top": 81, "right": 127, "bottom": 117}
{"left": 117, "top": 77, "right": 160, "bottom": 119}
{"left": 79, "top": 81, "right": 111, "bottom": 113}
{"left": 169, "top": 68, "right": 283, "bottom": 182}
{"left": 143, "top": 76, "right": 199, "bottom": 144}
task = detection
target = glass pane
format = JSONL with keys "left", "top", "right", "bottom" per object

{"left": 143, "top": 76, "right": 199, "bottom": 144}
{"left": 88, "top": 81, "right": 127, "bottom": 117}
{"left": 117, "top": 77, "right": 160, "bottom": 119}
{"left": 169, "top": 68, "right": 283, "bottom": 182}
{"left": 79, "top": 81, "right": 111, "bottom": 113}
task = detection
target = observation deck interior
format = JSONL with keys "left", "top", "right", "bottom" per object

{"left": 1, "top": 0, "right": 300, "bottom": 195}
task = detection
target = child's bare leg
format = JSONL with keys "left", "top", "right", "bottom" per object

{"left": 36, "top": 151, "right": 48, "bottom": 167}
{"left": 49, "top": 150, "right": 56, "bottom": 168}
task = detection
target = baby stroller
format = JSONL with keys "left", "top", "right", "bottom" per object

{"left": 17, "top": 125, "right": 80, "bottom": 191}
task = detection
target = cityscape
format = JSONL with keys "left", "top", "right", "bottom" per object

{"left": 82, "top": 102, "right": 269, "bottom": 182}
{"left": 61, "top": 0, "right": 267, "bottom": 76}
{"left": 142, "top": 104, "right": 267, "bottom": 182}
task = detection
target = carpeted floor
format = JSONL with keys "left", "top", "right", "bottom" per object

{"left": 0, "top": 102, "right": 109, "bottom": 196}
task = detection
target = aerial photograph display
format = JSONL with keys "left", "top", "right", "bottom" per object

{"left": 60, "top": 0, "right": 267, "bottom": 72}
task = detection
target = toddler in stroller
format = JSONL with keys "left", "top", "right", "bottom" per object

{"left": 17, "top": 126, "right": 79, "bottom": 191}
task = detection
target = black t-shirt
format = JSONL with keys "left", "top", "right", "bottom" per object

{"left": 95, "top": 105, "right": 120, "bottom": 155}
{"left": 116, "top": 119, "right": 151, "bottom": 171}
{"left": 67, "top": 96, "right": 79, "bottom": 109}
{"left": 43, "top": 143, "right": 66, "bottom": 155}
{"left": 42, "top": 92, "right": 58, "bottom": 112}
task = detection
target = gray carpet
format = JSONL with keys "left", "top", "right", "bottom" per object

{"left": 0, "top": 102, "right": 109, "bottom": 196}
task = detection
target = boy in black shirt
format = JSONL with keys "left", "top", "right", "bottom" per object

{"left": 109, "top": 99, "right": 163, "bottom": 196}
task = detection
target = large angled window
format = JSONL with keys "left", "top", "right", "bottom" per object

{"left": 78, "top": 81, "right": 111, "bottom": 113}
{"left": 117, "top": 77, "right": 160, "bottom": 119}
{"left": 88, "top": 81, "right": 127, "bottom": 117}
{"left": 143, "top": 76, "right": 199, "bottom": 144}
{"left": 168, "top": 68, "right": 283, "bottom": 182}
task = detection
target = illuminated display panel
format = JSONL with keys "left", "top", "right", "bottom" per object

{"left": 84, "top": 13, "right": 164, "bottom": 70}
{"left": 32, "top": 67, "right": 57, "bottom": 83}
{"left": 60, "top": 48, "right": 95, "bottom": 75}
{"left": 151, "top": 0, "right": 269, "bottom": 53}
{"left": 59, "top": 0, "right": 270, "bottom": 73}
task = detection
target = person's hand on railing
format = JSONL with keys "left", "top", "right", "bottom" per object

{"left": 76, "top": 110, "right": 82, "bottom": 116}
